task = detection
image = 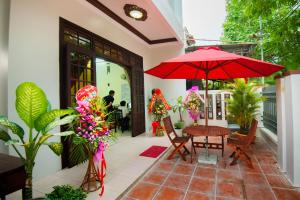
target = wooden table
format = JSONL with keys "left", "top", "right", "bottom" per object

{"left": 0, "top": 153, "right": 26, "bottom": 200}
{"left": 183, "top": 125, "right": 230, "bottom": 163}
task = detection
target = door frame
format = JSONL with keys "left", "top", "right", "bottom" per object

{"left": 59, "top": 18, "right": 145, "bottom": 168}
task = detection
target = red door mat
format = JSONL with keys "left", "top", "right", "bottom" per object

{"left": 139, "top": 146, "right": 168, "bottom": 158}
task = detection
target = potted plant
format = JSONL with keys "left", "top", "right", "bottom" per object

{"left": 45, "top": 185, "right": 87, "bottom": 200}
{"left": 0, "top": 82, "right": 76, "bottom": 200}
{"left": 172, "top": 96, "right": 186, "bottom": 129}
{"left": 226, "top": 79, "right": 265, "bottom": 134}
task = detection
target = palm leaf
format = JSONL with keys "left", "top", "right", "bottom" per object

{"left": 15, "top": 82, "right": 48, "bottom": 129}
{"left": 0, "top": 116, "right": 25, "bottom": 140}
{"left": 35, "top": 109, "right": 74, "bottom": 132}
{"left": 69, "top": 142, "right": 88, "bottom": 166}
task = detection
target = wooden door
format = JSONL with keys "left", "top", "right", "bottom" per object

{"left": 60, "top": 44, "right": 95, "bottom": 168}
{"left": 131, "top": 64, "right": 145, "bottom": 137}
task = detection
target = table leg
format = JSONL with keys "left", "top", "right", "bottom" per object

{"left": 205, "top": 136, "right": 209, "bottom": 158}
{"left": 191, "top": 136, "right": 193, "bottom": 163}
{"left": 222, "top": 135, "right": 224, "bottom": 157}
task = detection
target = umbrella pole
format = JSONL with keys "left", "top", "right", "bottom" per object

{"left": 205, "top": 73, "right": 209, "bottom": 158}
{"left": 197, "top": 71, "right": 217, "bottom": 165}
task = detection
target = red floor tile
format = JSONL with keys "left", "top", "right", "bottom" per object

{"left": 173, "top": 164, "right": 195, "bottom": 176}
{"left": 189, "top": 177, "right": 215, "bottom": 194}
{"left": 127, "top": 182, "right": 159, "bottom": 200}
{"left": 164, "top": 174, "right": 191, "bottom": 190}
{"left": 217, "top": 159, "right": 239, "bottom": 171}
{"left": 194, "top": 166, "right": 216, "bottom": 179}
{"left": 216, "top": 196, "right": 242, "bottom": 200}
{"left": 239, "top": 162, "right": 262, "bottom": 174}
{"left": 185, "top": 191, "right": 212, "bottom": 200}
{"left": 154, "top": 161, "right": 174, "bottom": 172}
{"left": 154, "top": 186, "right": 185, "bottom": 200}
{"left": 260, "top": 164, "right": 282, "bottom": 175}
{"left": 143, "top": 171, "right": 168, "bottom": 185}
{"left": 273, "top": 187, "right": 300, "bottom": 200}
{"left": 217, "top": 181, "right": 244, "bottom": 199}
{"left": 266, "top": 175, "right": 293, "bottom": 188}
{"left": 217, "top": 169, "right": 242, "bottom": 183}
{"left": 242, "top": 172, "right": 268, "bottom": 186}
{"left": 256, "top": 155, "right": 278, "bottom": 165}
{"left": 244, "top": 185, "right": 276, "bottom": 200}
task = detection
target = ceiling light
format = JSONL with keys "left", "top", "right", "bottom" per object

{"left": 124, "top": 4, "right": 147, "bottom": 21}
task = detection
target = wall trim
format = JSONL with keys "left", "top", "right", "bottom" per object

{"left": 86, "top": 0, "right": 177, "bottom": 45}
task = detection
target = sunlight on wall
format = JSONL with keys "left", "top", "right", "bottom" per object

{"left": 96, "top": 58, "right": 131, "bottom": 106}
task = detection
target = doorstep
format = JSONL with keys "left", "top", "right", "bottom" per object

{"left": 7, "top": 131, "right": 171, "bottom": 200}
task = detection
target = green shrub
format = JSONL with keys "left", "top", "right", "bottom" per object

{"left": 45, "top": 185, "right": 87, "bottom": 200}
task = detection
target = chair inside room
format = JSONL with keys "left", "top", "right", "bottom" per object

{"left": 227, "top": 119, "right": 258, "bottom": 168}
{"left": 162, "top": 116, "right": 190, "bottom": 161}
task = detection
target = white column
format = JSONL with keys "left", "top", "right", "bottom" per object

{"left": 283, "top": 72, "right": 300, "bottom": 186}
{"left": 0, "top": 0, "right": 10, "bottom": 154}
{"left": 276, "top": 77, "right": 286, "bottom": 172}
{"left": 212, "top": 93, "right": 217, "bottom": 121}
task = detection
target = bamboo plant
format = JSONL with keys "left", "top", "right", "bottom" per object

{"left": 226, "top": 79, "right": 265, "bottom": 133}
{"left": 0, "top": 82, "right": 76, "bottom": 200}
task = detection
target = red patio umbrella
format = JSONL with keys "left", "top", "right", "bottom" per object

{"left": 145, "top": 46, "right": 284, "bottom": 126}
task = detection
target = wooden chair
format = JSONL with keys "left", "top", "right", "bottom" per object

{"left": 162, "top": 116, "right": 190, "bottom": 161}
{"left": 227, "top": 119, "right": 258, "bottom": 168}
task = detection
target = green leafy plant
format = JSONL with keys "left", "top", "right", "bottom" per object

{"left": 0, "top": 82, "right": 76, "bottom": 200}
{"left": 172, "top": 96, "right": 186, "bottom": 122}
{"left": 44, "top": 185, "right": 87, "bottom": 200}
{"left": 226, "top": 79, "right": 265, "bottom": 133}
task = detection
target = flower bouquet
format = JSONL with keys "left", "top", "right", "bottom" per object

{"left": 148, "top": 89, "right": 171, "bottom": 136}
{"left": 73, "top": 85, "right": 117, "bottom": 196}
{"left": 184, "top": 86, "right": 201, "bottom": 125}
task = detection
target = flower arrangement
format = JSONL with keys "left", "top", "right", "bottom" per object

{"left": 148, "top": 89, "right": 171, "bottom": 136}
{"left": 73, "top": 85, "right": 117, "bottom": 196}
{"left": 184, "top": 86, "right": 202, "bottom": 124}
{"left": 75, "top": 96, "right": 111, "bottom": 153}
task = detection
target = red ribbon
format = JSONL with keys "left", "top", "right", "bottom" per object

{"left": 97, "top": 153, "right": 106, "bottom": 197}
{"left": 152, "top": 121, "right": 160, "bottom": 136}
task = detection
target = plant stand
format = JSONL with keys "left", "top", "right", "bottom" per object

{"left": 81, "top": 152, "right": 101, "bottom": 192}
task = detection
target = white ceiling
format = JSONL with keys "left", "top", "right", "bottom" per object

{"left": 91, "top": 0, "right": 177, "bottom": 41}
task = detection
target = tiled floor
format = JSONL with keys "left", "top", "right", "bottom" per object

{"left": 122, "top": 133, "right": 300, "bottom": 200}
{"left": 7, "top": 131, "right": 171, "bottom": 200}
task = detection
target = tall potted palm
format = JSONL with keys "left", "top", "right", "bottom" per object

{"left": 0, "top": 82, "right": 76, "bottom": 200}
{"left": 226, "top": 79, "right": 264, "bottom": 134}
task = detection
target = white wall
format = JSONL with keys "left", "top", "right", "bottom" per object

{"left": 96, "top": 60, "right": 130, "bottom": 105}
{"left": 8, "top": 0, "right": 183, "bottom": 179}
{"left": 0, "top": 0, "right": 10, "bottom": 154}
{"left": 277, "top": 73, "right": 300, "bottom": 186}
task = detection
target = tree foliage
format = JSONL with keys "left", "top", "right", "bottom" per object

{"left": 223, "top": 0, "right": 300, "bottom": 83}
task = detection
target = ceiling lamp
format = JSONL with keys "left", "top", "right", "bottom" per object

{"left": 124, "top": 4, "right": 147, "bottom": 21}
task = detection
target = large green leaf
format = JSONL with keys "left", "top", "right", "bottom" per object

{"left": 44, "top": 115, "right": 77, "bottom": 133}
{"left": 15, "top": 82, "right": 48, "bottom": 129}
{"left": 0, "top": 116, "right": 25, "bottom": 140}
{"left": 48, "top": 142, "right": 63, "bottom": 156}
{"left": 5, "top": 139, "right": 22, "bottom": 145}
{"left": 37, "top": 134, "right": 52, "bottom": 145}
{"left": 35, "top": 109, "right": 74, "bottom": 132}
{"left": 0, "top": 128, "right": 11, "bottom": 142}
{"left": 51, "top": 131, "right": 74, "bottom": 137}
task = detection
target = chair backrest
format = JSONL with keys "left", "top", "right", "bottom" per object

{"left": 246, "top": 119, "right": 258, "bottom": 145}
{"left": 162, "top": 116, "right": 178, "bottom": 141}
